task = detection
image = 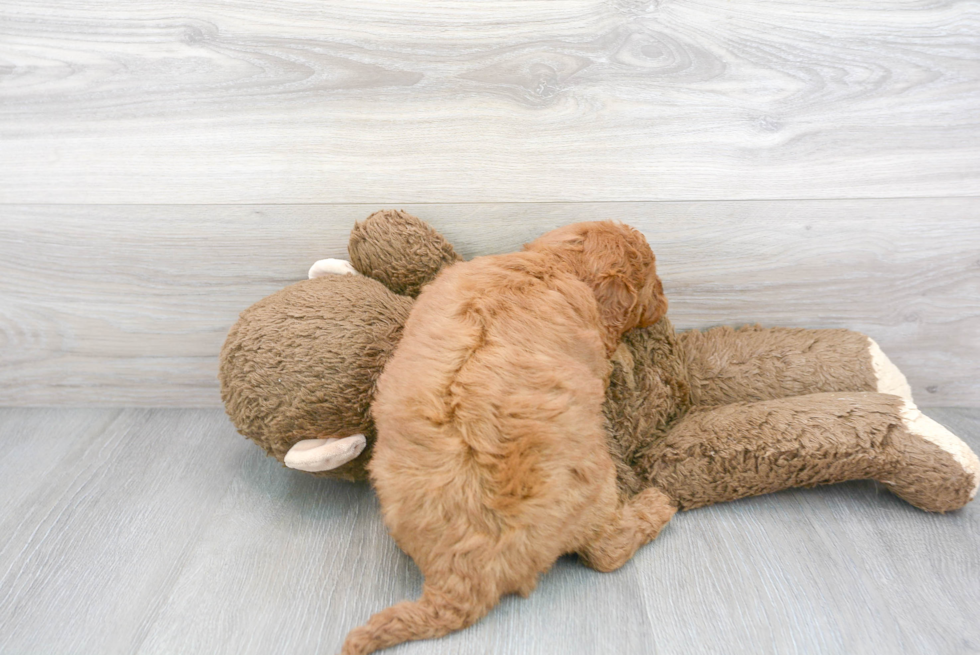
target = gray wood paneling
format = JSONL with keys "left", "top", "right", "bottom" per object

{"left": 2, "top": 200, "right": 978, "bottom": 406}
{"left": 0, "top": 407, "right": 978, "bottom": 654}
{"left": 1, "top": 0, "right": 978, "bottom": 203}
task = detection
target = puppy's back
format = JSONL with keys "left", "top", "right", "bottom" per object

{"left": 375, "top": 251, "right": 608, "bottom": 421}
{"left": 370, "top": 251, "right": 611, "bottom": 530}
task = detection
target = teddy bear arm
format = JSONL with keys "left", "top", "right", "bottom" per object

{"left": 639, "top": 391, "right": 979, "bottom": 513}
{"left": 677, "top": 326, "right": 910, "bottom": 406}
{"left": 347, "top": 209, "right": 463, "bottom": 297}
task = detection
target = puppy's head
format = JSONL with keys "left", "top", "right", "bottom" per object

{"left": 527, "top": 221, "right": 668, "bottom": 338}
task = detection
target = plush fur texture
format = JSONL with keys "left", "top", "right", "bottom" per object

{"left": 219, "top": 210, "right": 454, "bottom": 479}
{"left": 641, "top": 391, "right": 974, "bottom": 512}
{"left": 219, "top": 210, "right": 979, "bottom": 509}
{"left": 219, "top": 274, "right": 412, "bottom": 481}
{"left": 602, "top": 322, "right": 878, "bottom": 497}
{"left": 348, "top": 209, "right": 462, "bottom": 298}
{"left": 679, "top": 324, "right": 878, "bottom": 405}
{"left": 217, "top": 210, "right": 980, "bottom": 652}
{"left": 344, "top": 223, "right": 675, "bottom": 655}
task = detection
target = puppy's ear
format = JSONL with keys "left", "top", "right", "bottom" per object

{"left": 592, "top": 271, "right": 638, "bottom": 337}
{"left": 640, "top": 275, "right": 668, "bottom": 327}
{"left": 527, "top": 221, "right": 666, "bottom": 336}
{"left": 579, "top": 223, "right": 645, "bottom": 334}
{"left": 581, "top": 222, "right": 666, "bottom": 332}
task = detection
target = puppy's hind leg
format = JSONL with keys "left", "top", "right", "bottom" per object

{"left": 578, "top": 487, "right": 676, "bottom": 573}
{"left": 341, "top": 574, "right": 498, "bottom": 655}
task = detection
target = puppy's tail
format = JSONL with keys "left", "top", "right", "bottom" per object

{"left": 341, "top": 580, "right": 497, "bottom": 655}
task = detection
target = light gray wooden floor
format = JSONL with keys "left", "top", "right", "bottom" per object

{"left": 1, "top": 407, "right": 978, "bottom": 655}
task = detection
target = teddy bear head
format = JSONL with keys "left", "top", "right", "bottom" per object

{"left": 218, "top": 210, "right": 461, "bottom": 480}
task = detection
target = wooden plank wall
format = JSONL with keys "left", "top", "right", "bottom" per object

{"left": 1, "top": 1, "right": 978, "bottom": 406}
{"left": 2, "top": 201, "right": 978, "bottom": 406}
{"left": 2, "top": 0, "right": 979, "bottom": 203}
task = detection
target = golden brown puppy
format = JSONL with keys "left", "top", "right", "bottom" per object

{"left": 342, "top": 222, "right": 675, "bottom": 655}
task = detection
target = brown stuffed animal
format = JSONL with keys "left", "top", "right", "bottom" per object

{"left": 219, "top": 210, "right": 979, "bottom": 516}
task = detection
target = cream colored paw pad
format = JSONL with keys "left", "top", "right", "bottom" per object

{"left": 900, "top": 400, "right": 980, "bottom": 499}
{"left": 309, "top": 258, "right": 359, "bottom": 279}
{"left": 284, "top": 434, "right": 367, "bottom": 472}
{"left": 868, "top": 338, "right": 913, "bottom": 402}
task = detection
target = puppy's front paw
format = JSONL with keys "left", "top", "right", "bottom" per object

{"left": 633, "top": 487, "right": 677, "bottom": 534}
{"left": 309, "top": 258, "right": 359, "bottom": 279}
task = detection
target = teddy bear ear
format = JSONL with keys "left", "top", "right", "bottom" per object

{"left": 283, "top": 435, "right": 367, "bottom": 472}
{"left": 348, "top": 209, "right": 462, "bottom": 298}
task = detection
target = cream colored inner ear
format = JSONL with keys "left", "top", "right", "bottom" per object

{"left": 284, "top": 435, "right": 367, "bottom": 472}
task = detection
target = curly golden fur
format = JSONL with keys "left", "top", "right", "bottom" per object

{"left": 342, "top": 222, "right": 675, "bottom": 655}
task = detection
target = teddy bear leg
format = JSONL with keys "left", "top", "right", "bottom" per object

{"left": 887, "top": 400, "right": 979, "bottom": 510}
{"left": 678, "top": 325, "right": 903, "bottom": 405}
{"left": 639, "top": 392, "right": 979, "bottom": 512}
